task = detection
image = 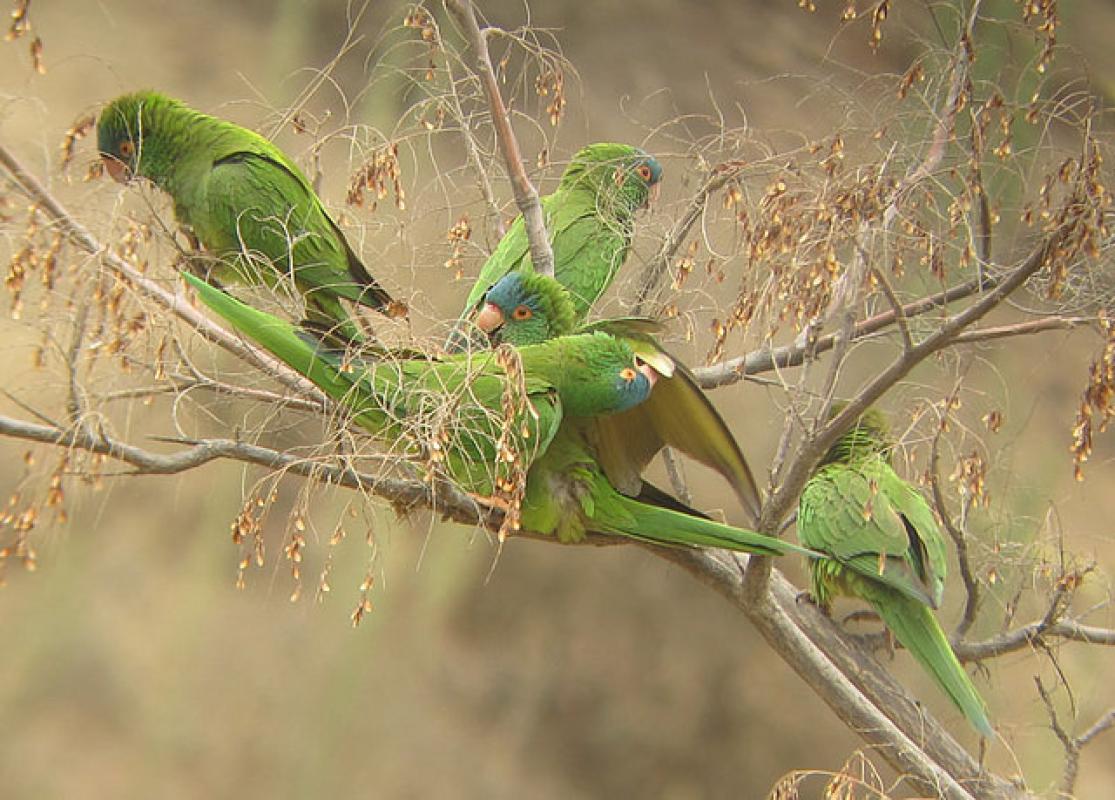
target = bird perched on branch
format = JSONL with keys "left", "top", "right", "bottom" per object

{"left": 186, "top": 272, "right": 809, "bottom": 557}
{"left": 97, "top": 90, "right": 403, "bottom": 343}
{"left": 475, "top": 271, "right": 763, "bottom": 524}
{"left": 797, "top": 405, "right": 993, "bottom": 737}
{"left": 448, "top": 142, "right": 662, "bottom": 350}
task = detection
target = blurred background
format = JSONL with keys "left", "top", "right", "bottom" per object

{"left": 1, "top": 1, "right": 1114, "bottom": 797}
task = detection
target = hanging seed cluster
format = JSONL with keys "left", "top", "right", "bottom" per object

{"left": 347, "top": 142, "right": 406, "bottom": 212}
{"left": 59, "top": 114, "right": 95, "bottom": 177}
{"left": 231, "top": 489, "right": 274, "bottom": 589}
{"left": 445, "top": 214, "right": 471, "bottom": 278}
{"left": 491, "top": 344, "right": 534, "bottom": 540}
{"left": 535, "top": 67, "right": 565, "bottom": 127}
{"left": 708, "top": 145, "right": 893, "bottom": 362}
{"left": 1071, "top": 312, "right": 1115, "bottom": 481}
{"left": 1019, "top": 0, "right": 1058, "bottom": 75}
{"left": 5, "top": 204, "right": 65, "bottom": 319}
{"left": 5, "top": 0, "right": 44, "bottom": 74}
{"left": 403, "top": 5, "right": 440, "bottom": 82}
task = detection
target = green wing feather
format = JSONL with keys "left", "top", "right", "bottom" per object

{"left": 589, "top": 328, "right": 762, "bottom": 522}
{"left": 799, "top": 458, "right": 944, "bottom": 608}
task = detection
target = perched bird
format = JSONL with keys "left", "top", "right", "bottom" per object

{"left": 186, "top": 272, "right": 810, "bottom": 557}
{"left": 797, "top": 406, "right": 993, "bottom": 737}
{"left": 448, "top": 142, "right": 662, "bottom": 350}
{"left": 97, "top": 90, "right": 400, "bottom": 343}
{"left": 476, "top": 271, "right": 763, "bottom": 523}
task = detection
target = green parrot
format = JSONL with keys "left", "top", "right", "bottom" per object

{"left": 97, "top": 90, "right": 401, "bottom": 343}
{"left": 797, "top": 406, "right": 993, "bottom": 737}
{"left": 448, "top": 142, "right": 662, "bottom": 350}
{"left": 474, "top": 271, "right": 763, "bottom": 523}
{"left": 185, "top": 272, "right": 812, "bottom": 556}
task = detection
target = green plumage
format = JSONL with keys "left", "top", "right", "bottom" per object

{"left": 97, "top": 90, "right": 399, "bottom": 342}
{"left": 187, "top": 273, "right": 808, "bottom": 557}
{"left": 448, "top": 143, "right": 662, "bottom": 349}
{"left": 479, "top": 272, "right": 762, "bottom": 522}
{"left": 798, "top": 407, "right": 993, "bottom": 737}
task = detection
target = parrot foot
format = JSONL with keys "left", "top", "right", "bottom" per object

{"left": 795, "top": 591, "right": 833, "bottom": 617}
{"left": 841, "top": 609, "right": 882, "bottom": 626}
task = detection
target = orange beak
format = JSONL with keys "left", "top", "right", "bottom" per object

{"left": 474, "top": 302, "right": 505, "bottom": 334}
{"left": 102, "top": 154, "right": 130, "bottom": 184}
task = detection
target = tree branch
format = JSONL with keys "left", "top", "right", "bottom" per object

{"left": 443, "top": 0, "right": 554, "bottom": 276}
{"left": 956, "top": 618, "right": 1115, "bottom": 661}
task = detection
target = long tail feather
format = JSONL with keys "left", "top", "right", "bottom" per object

{"left": 184, "top": 273, "right": 357, "bottom": 404}
{"left": 873, "top": 592, "right": 993, "bottom": 737}
{"left": 611, "top": 495, "right": 818, "bottom": 558}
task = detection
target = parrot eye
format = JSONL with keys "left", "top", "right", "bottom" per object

{"left": 118, "top": 140, "right": 136, "bottom": 159}
{"left": 636, "top": 164, "right": 653, "bottom": 182}
{"left": 619, "top": 367, "right": 637, "bottom": 382}
{"left": 512, "top": 305, "right": 533, "bottom": 321}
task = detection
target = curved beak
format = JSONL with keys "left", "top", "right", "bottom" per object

{"left": 102, "top": 154, "right": 130, "bottom": 184}
{"left": 474, "top": 302, "right": 505, "bottom": 334}
{"left": 636, "top": 359, "right": 660, "bottom": 388}
{"left": 643, "top": 182, "right": 661, "bottom": 210}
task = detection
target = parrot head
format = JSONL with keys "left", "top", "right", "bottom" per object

{"left": 538, "top": 331, "right": 658, "bottom": 418}
{"left": 476, "top": 272, "right": 577, "bottom": 346}
{"left": 559, "top": 142, "right": 663, "bottom": 212}
{"left": 97, "top": 90, "right": 178, "bottom": 184}
{"left": 819, "top": 402, "right": 894, "bottom": 466}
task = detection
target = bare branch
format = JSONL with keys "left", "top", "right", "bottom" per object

{"left": 656, "top": 548, "right": 1023, "bottom": 800}
{"left": 928, "top": 390, "right": 982, "bottom": 640}
{"left": 950, "top": 316, "right": 1094, "bottom": 345}
{"left": 443, "top": 0, "right": 554, "bottom": 276}
{"left": 693, "top": 274, "right": 996, "bottom": 389}
{"left": 1034, "top": 680, "right": 1115, "bottom": 798}
{"left": 956, "top": 618, "right": 1115, "bottom": 661}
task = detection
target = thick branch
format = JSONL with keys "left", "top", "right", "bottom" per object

{"left": 443, "top": 0, "right": 554, "bottom": 276}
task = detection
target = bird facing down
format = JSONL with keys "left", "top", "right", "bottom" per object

{"left": 98, "top": 90, "right": 403, "bottom": 343}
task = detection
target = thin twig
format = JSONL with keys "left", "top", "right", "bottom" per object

{"left": 928, "top": 388, "right": 982, "bottom": 640}
{"left": 1033, "top": 681, "right": 1115, "bottom": 797}
{"left": 871, "top": 267, "right": 913, "bottom": 352}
